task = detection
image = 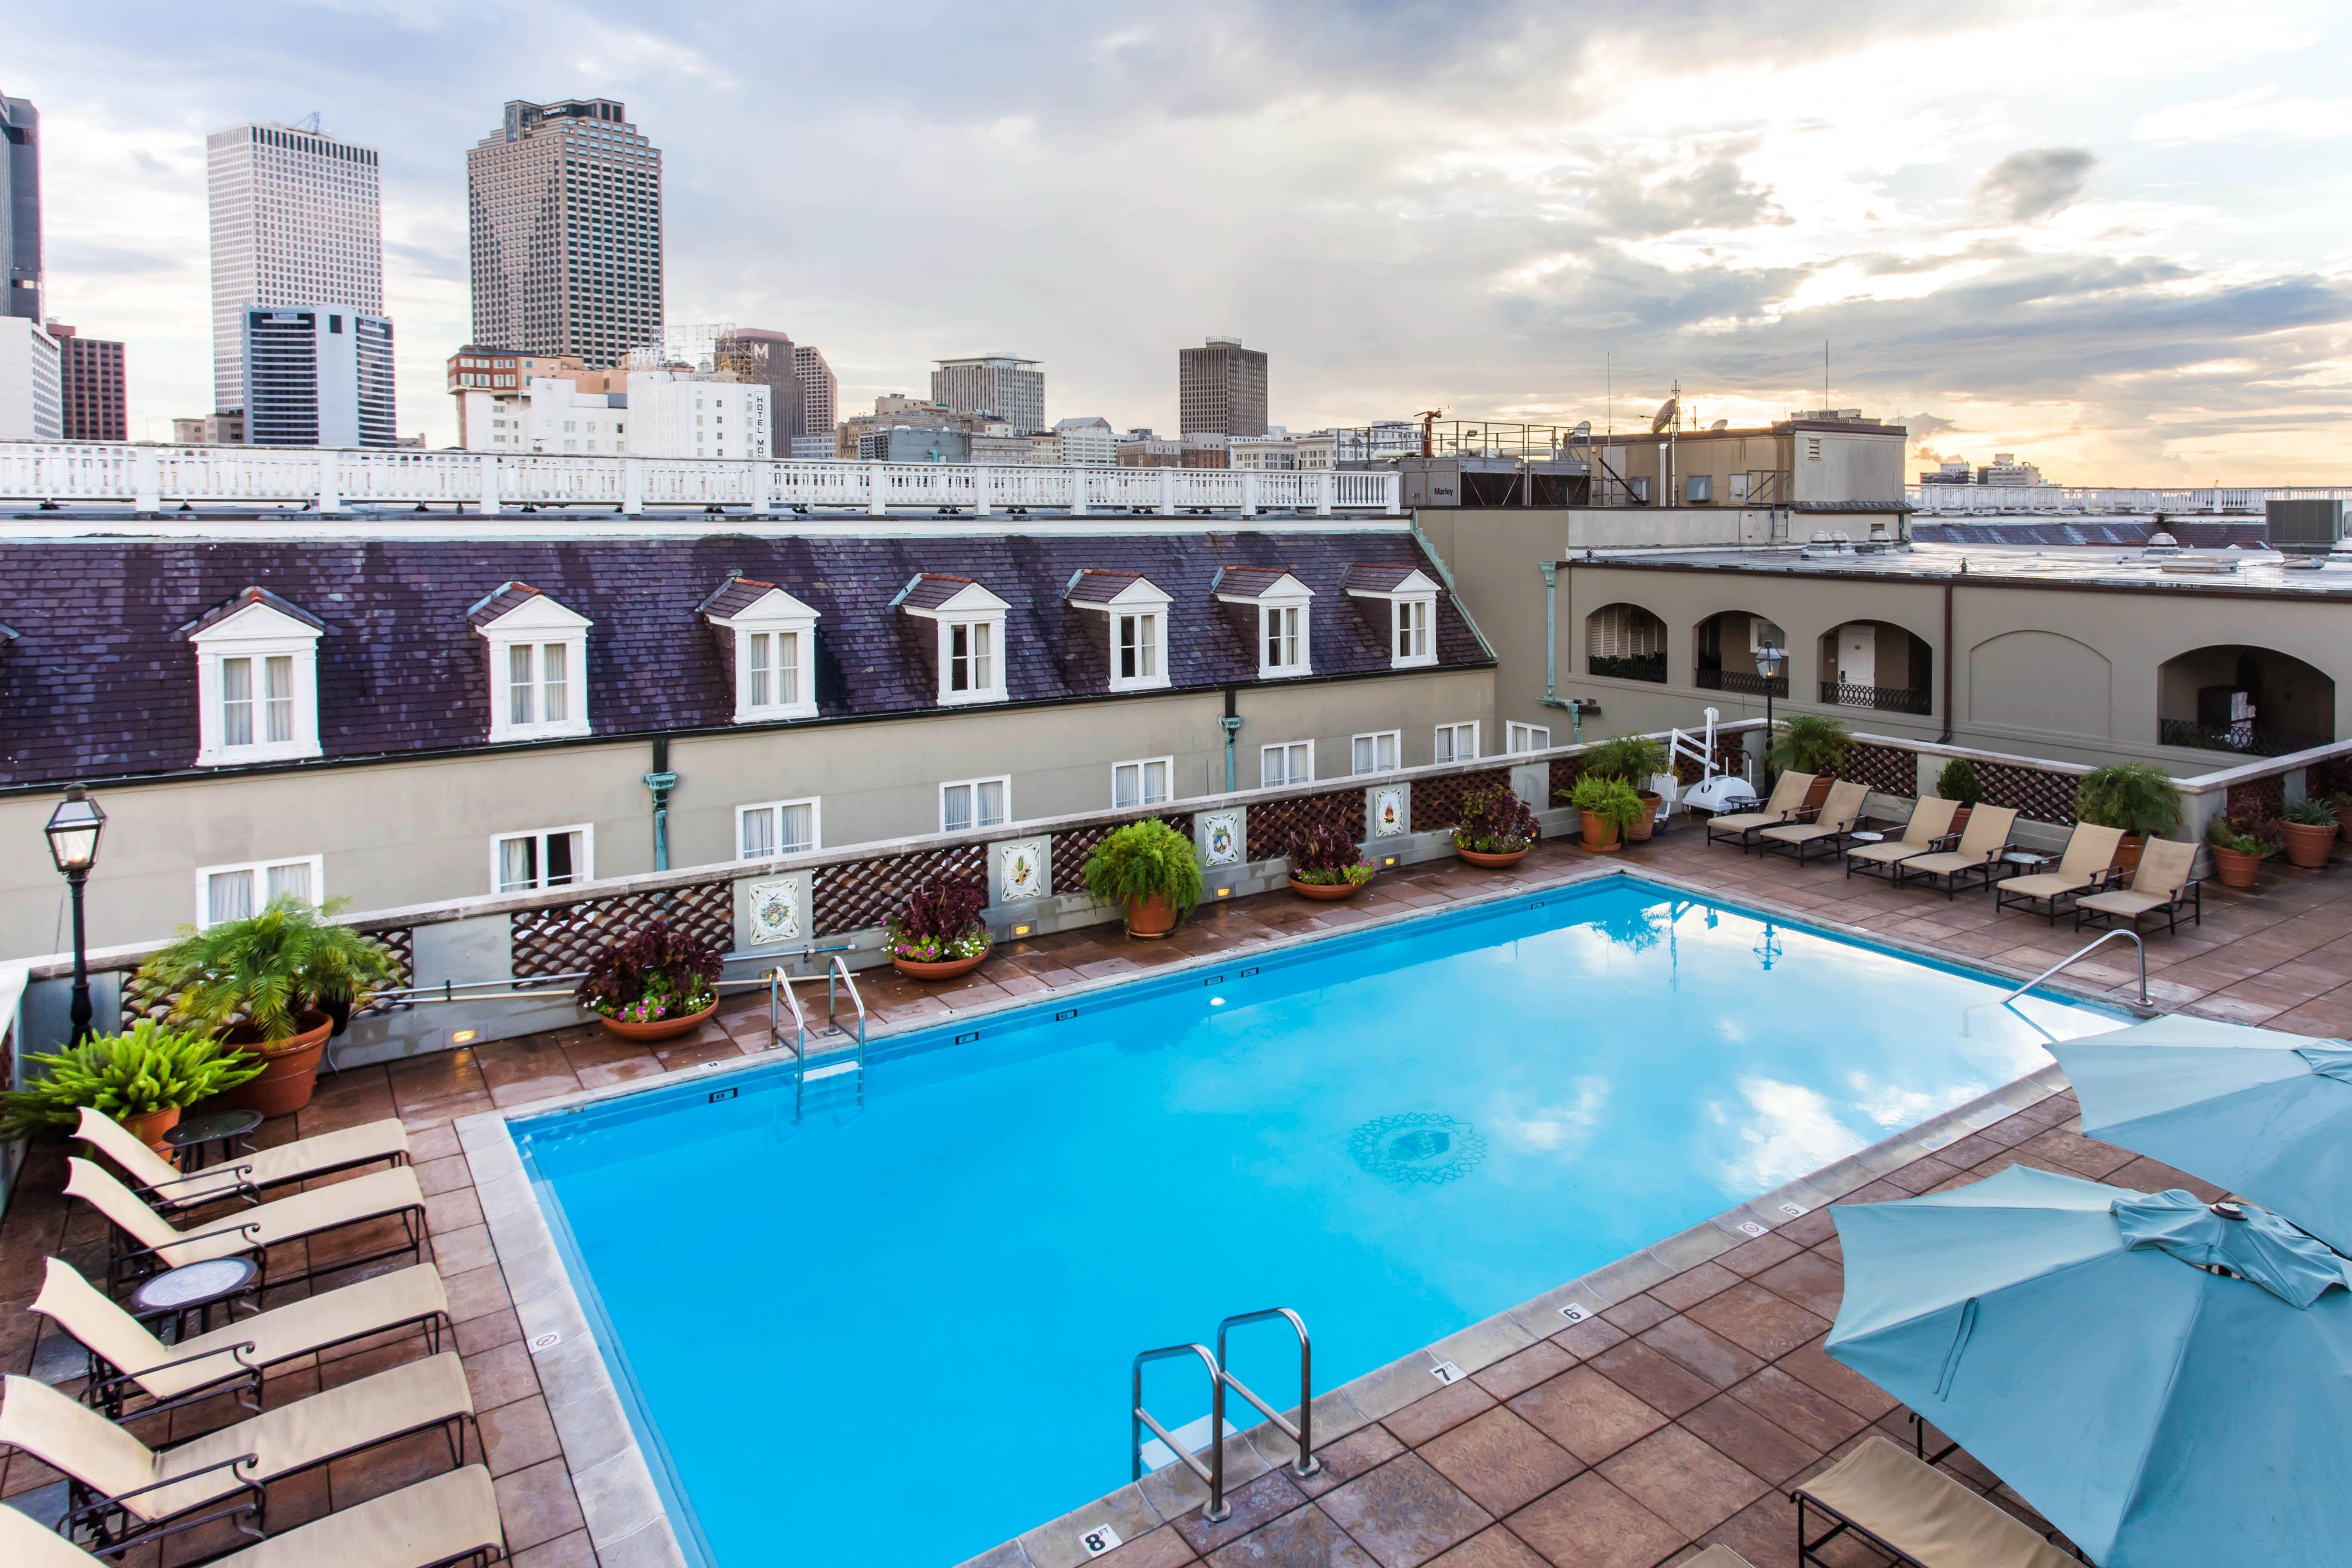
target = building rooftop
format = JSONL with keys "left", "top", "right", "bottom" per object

{"left": 1580, "top": 541, "right": 2352, "bottom": 597}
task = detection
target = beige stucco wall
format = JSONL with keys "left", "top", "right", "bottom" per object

{"left": 0, "top": 665, "right": 1494, "bottom": 961}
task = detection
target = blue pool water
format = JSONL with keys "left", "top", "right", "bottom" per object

{"left": 515, "top": 875, "right": 2124, "bottom": 1567}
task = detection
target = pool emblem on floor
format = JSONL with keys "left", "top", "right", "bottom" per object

{"left": 1348, "top": 1112, "right": 1488, "bottom": 1187}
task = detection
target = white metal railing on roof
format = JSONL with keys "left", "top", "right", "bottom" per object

{"left": 1906, "top": 484, "right": 2352, "bottom": 516}
{"left": 0, "top": 443, "right": 1403, "bottom": 518}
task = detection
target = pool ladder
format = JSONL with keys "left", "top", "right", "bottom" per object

{"left": 769, "top": 957, "right": 869, "bottom": 1122}
{"left": 1132, "top": 1308, "right": 1320, "bottom": 1522}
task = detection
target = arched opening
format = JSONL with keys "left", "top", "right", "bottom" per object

{"left": 1694, "top": 610, "right": 1788, "bottom": 697}
{"left": 2158, "top": 645, "right": 2334, "bottom": 756}
{"left": 1586, "top": 602, "right": 1667, "bottom": 682}
{"left": 1816, "top": 620, "right": 1932, "bottom": 714}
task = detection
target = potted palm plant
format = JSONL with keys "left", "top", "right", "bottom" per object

{"left": 1767, "top": 715, "right": 1851, "bottom": 810}
{"left": 2074, "top": 763, "right": 2183, "bottom": 876}
{"left": 1568, "top": 774, "right": 1646, "bottom": 852}
{"left": 135, "top": 896, "right": 400, "bottom": 1118}
{"left": 2281, "top": 798, "right": 2338, "bottom": 869}
{"left": 886, "top": 875, "right": 993, "bottom": 979}
{"left": 1455, "top": 788, "right": 1540, "bottom": 868}
{"left": 2206, "top": 816, "right": 2263, "bottom": 890}
{"left": 1286, "top": 799, "right": 1375, "bottom": 901}
{"left": 1082, "top": 818, "right": 1202, "bottom": 938}
{"left": 577, "top": 919, "right": 726, "bottom": 1041}
{"left": 0, "top": 1020, "right": 264, "bottom": 1152}
{"left": 1936, "top": 756, "right": 1982, "bottom": 836}
{"left": 1582, "top": 734, "right": 1670, "bottom": 842}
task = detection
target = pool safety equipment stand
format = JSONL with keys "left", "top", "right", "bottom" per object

{"left": 1132, "top": 1308, "right": 1320, "bottom": 1522}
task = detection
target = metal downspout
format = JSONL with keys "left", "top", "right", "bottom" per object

{"left": 1222, "top": 686, "right": 1241, "bottom": 794}
{"left": 1939, "top": 579, "right": 1955, "bottom": 744}
{"left": 645, "top": 737, "right": 678, "bottom": 871}
{"left": 1538, "top": 560, "right": 1571, "bottom": 716}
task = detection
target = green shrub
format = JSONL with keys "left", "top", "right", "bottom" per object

{"left": 1582, "top": 734, "right": 1669, "bottom": 787}
{"left": 2074, "top": 763, "right": 2184, "bottom": 838}
{"left": 1935, "top": 756, "right": 1982, "bottom": 806}
{"left": 1082, "top": 818, "right": 1203, "bottom": 916}
{"left": 136, "top": 896, "right": 400, "bottom": 1041}
{"left": 1766, "top": 714, "right": 1852, "bottom": 776}
{"left": 2284, "top": 798, "right": 2339, "bottom": 828}
{"left": 1569, "top": 774, "right": 1648, "bottom": 833}
{"left": 0, "top": 1019, "right": 264, "bottom": 1135}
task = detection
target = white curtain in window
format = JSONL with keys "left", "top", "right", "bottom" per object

{"left": 497, "top": 835, "right": 538, "bottom": 893}
{"left": 222, "top": 657, "right": 254, "bottom": 745}
{"left": 740, "top": 805, "right": 777, "bottom": 860}
{"left": 976, "top": 778, "right": 1006, "bottom": 827}
{"left": 972, "top": 622, "right": 994, "bottom": 690}
{"left": 263, "top": 655, "right": 294, "bottom": 743}
{"left": 776, "top": 632, "right": 799, "bottom": 705}
{"left": 778, "top": 801, "right": 814, "bottom": 852}
{"left": 748, "top": 633, "right": 772, "bottom": 708}
{"left": 207, "top": 869, "right": 255, "bottom": 926}
{"left": 943, "top": 783, "right": 973, "bottom": 833}
{"left": 1436, "top": 723, "right": 1476, "bottom": 763}
{"left": 508, "top": 645, "right": 536, "bottom": 725}
{"left": 1114, "top": 764, "right": 1141, "bottom": 810}
{"left": 542, "top": 643, "right": 568, "bottom": 722}
{"left": 265, "top": 860, "right": 312, "bottom": 905}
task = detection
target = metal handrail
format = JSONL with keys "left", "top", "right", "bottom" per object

{"left": 769, "top": 969, "right": 808, "bottom": 1063}
{"left": 827, "top": 954, "right": 868, "bottom": 1050}
{"left": 2000, "top": 927, "right": 2147, "bottom": 1007}
{"left": 1215, "top": 1308, "right": 1321, "bottom": 1479}
{"left": 1132, "top": 1343, "right": 1230, "bottom": 1522}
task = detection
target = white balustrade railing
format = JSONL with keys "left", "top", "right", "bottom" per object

{"left": 1907, "top": 484, "right": 2352, "bottom": 515}
{"left": 0, "top": 442, "right": 1403, "bottom": 518}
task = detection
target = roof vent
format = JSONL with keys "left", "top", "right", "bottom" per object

{"left": 2143, "top": 531, "right": 2181, "bottom": 556}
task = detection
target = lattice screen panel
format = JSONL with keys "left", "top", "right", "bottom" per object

{"left": 1978, "top": 762, "right": 2078, "bottom": 826}
{"left": 1247, "top": 790, "right": 1366, "bottom": 861}
{"left": 1845, "top": 743, "right": 1919, "bottom": 798}
{"left": 812, "top": 845, "right": 989, "bottom": 935}
{"left": 511, "top": 881, "right": 735, "bottom": 980}
{"left": 1051, "top": 815, "right": 1194, "bottom": 896}
{"left": 1415, "top": 769, "right": 1516, "bottom": 830}
{"left": 2227, "top": 775, "right": 2286, "bottom": 827}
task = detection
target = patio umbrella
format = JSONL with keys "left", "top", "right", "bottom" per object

{"left": 2048, "top": 1014, "right": 2352, "bottom": 1254}
{"left": 1826, "top": 1164, "right": 2352, "bottom": 1568}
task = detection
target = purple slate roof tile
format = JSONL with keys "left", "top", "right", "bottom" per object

{"left": 466, "top": 582, "right": 550, "bottom": 628}
{"left": 178, "top": 585, "right": 326, "bottom": 639}
{"left": 1213, "top": 565, "right": 1299, "bottom": 599}
{"left": 0, "top": 531, "right": 1487, "bottom": 787}
{"left": 698, "top": 576, "right": 780, "bottom": 618}
{"left": 1342, "top": 564, "right": 1427, "bottom": 594}
{"left": 1065, "top": 569, "right": 1147, "bottom": 604}
{"left": 897, "top": 572, "right": 981, "bottom": 611}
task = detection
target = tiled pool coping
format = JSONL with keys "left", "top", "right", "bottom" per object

{"left": 450, "top": 861, "right": 2134, "bottom": 1568}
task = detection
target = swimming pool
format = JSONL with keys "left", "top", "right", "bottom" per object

{"left": 513, "top": 873, "right": 2124, "bottom": 1567}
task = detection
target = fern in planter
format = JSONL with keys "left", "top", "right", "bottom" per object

{"left": 1936, "top": 756, "right": 1983, "bottom": 806}
{"left": 0, "top": 1020, "right": 264, "bottom": 1136}
{"left": 2074, "top": 763, "right": 2184, "bottom": 839}
{"left": 886, "top": 876, "right": 991, "bottom": 963}
{"left": 1581, "top": 734, "right": 1669, "bottom": 787}
{"left": 1288, "top": 798, "right": 1375, "bottom": 888}
{"left": 1569, "top": 774, "right": 1648, "bottom": 834}
{"left": 1081, "top": 818, "right": 1203, "bottom": 916}
{"left": 1456, "top": 789, "right": 1540, "bottom": 854}
{"left": 1765, "top": 714, "right": 1852, "bottom": 777}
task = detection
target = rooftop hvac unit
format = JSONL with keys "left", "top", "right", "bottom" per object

{"left": 2265, "top": 498, "right": 2344, "bottom": 554}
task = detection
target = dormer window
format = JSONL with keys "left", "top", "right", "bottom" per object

{"left": 1066, "top": 570, "right": 1173, "bottom": 692}
{"left": 1344, "top": 565, "right": 1441, "bottom": 671}
{"left": 182, "top": 588, "right": 325, "bottom": 767}
{"left": 701, "top": 576, "right": 822, "bottom": 723}
{"left": 896, "top": 573, "right": 1011, "bottom": 706}
{"left": 470, "top": 582, "right": 593, "bottom": 743}
{"left": 1214, "top": 567, "right": 1314, "bottom": 681}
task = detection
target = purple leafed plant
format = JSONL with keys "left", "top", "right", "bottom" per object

{"left": 576, "top": 919, "right": 724, "bottom": 1022}
{"left": 1289, "top": 797, "right": 1375, "bottom": 887}
{"left": 1455, "top": 788, "right": 1541, "bottom": 854}
{"left": 889, "top": 875, "right": 992, "bottom": 962}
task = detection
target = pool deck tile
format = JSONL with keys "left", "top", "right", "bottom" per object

{"left": 9, "top": 826, "right": 2352, "bottom": 1567}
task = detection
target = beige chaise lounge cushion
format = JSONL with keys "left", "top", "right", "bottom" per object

{"left": 1680, "top": 1550, "right": 1757, "bottom": 1568}
{"left": 1998, "top": 823, "right": 2127, "bottom": 903}
{"left": 1897, "top": 805, "right": 2020, "bottom": 880}
{"left": 63, "top": 1158, "right": 425, "bottom": 1271}
{"left": 1849, "top": 797, "right": 1961, "bottom": 866}
{"left": 1709, "top": 772, "right": 1818, "bottom": 835}
{"left": 0, "top": 1461, "right": 502, "bottom": 1568}
{"left": 2075, "top": 836, "right": 2199, "bottom": 921}
{"left": 33, "top": 1256, "right": 449, "bottom": 1400}
{"left": 1760, "top": 780, "right": 1870, "bottom": 846}
{"left": 1798, "top": 1435, "right": 2077, "bottom": 1568}
{"left": 75, "top": 1106, "right": 409, "bottom": 1206}
{"left": 0, "top": 1353, "right": 473, "bottom": 1521}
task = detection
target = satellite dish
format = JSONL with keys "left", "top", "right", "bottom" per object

{"left": 1710, "top": 419, "right": 1728, "bottom": 432}
{"left": 1651, "top": 397, "right": 1678, "bottom": 434}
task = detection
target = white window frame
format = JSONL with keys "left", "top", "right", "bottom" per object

{"left": 1112, "top": 609, "right": 1167, "bottom": 692}
{"left": 1506, "top": 721, "right": 1551, "bottom": 754}
{"left": 489, "top": 824, "right": 595, "bottom": 894}
{"left": 1112, "top": 756, "right": 1174, "bottom": 808}
{"left": 939, "top": 775, "right": 1012, "bottom": 833}
{"left": 1434, "top": 721, "right": 1480, "bottom": 763}
{"left": 193, "top": 854, "right": 323, "bottom": 928}
{"left": 902, "top": 580, "right": 1011, "bottom": 706}
{"left": 1344, "top": 568, "right": 1440, "bottom": 671}
{"left": 1216, "top": 572, "right": 1315, "bottom": 681}
{"left": 735, "top": 797, "right": 822, "bottom": 861}
{"left": 707, "top": 585, "right": 822, "bottom": 723}
{"left": 1069, "top": 574, "right": 1175, "bottom": 693}
{"left": 190, "top": 600, "right": 323, "bottom": 766}
{"left": 1351, "top": 730, "right": 1401, "bottom": 775}
{"left": 1260, "top": 740, "right": 1314, "bottom": 787}
{"left": 475, "top": 594, "right": 592, "bottom": 742}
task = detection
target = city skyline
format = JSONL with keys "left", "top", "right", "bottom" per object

{"left": 9, "top": 0, "right": 2352, "bottom": 478}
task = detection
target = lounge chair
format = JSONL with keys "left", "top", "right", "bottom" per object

{"left": 1893, "top": 805, "right": 2020, "bottom": 898}
{"left": 1846, "top": 797, "right": 1960, "bottom": 881}
{"left": 2073, "top": 836, "right": 2202, "bottom": 935}
{"left": 32, "top": 1255, "right": 450, "bottom": 1419}
{"left": 0, "top": 1464, "right": 504, "bottom": 1568}
{"left": 1794, "top": 1433, "right": 2079, "bottom": 1568}
{"left": 1757, "top": 781, "right": 1871, "bottom": 864}
{"left": 64, "top": 1157, "right": 428, "bottom": 1296}
{"left": 1684, "top": 1551, "right": 1757, "bottom": 1568}
{"left": 74, "top": 1105, "right": 410, "bottom": 1213}
{"left": 1995, "top": 823, "right": 2127, "bottom": 924}
{"left": 0, "top": 1354, "right": 475, "bottom": 1553}
{"left": 1706, "top": 771, "right": 1819, "bottom": 852}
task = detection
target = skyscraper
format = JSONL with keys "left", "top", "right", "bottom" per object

{"left": 207, "top": 120, "right": 383, "bottom": 417}
{"left": 469, "top": 99, "right": 662, "bottom": 369}
{"left": 715, "top": 327, "right": 800, "bottom": 452}
{"left": 49, "top": 323, "right": 126, "bottom": 441}
{"left": 242, "top": 306, "right": 395, "bottom": 448}
{"left": 2, "top": 90, "right": 41, "bottom": 323}
{"left": 793, "top": 345, "right": 836, "bottom": 455}
{"left": 1179, "top": 336, "right": 1268, "bottom": 438}
{"left": 932, "top": 355, "right": 1044, "bottom": 433}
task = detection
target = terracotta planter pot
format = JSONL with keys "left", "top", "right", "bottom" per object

{"left": 1625, "top": 792, "right": 1662, "bottom": 843}
{"left": 1123, "top": 892, "right": 1179, "bottom": 940}
{"left": 2335, "top": 804, "right": 2352, "bottom": 844}
{"left": 220, "top": 1012, "right": 334, "bottom": 1118}
{"left": 2283, "top": 821, "right": 2335, "bottom": 870}
{"left": 2209, "top": 843, "right": 2260, "bottom": 889}
{"left": 1288, "top": 876, "right": 1364, "bottom": 902}
{"left": 117, "top": 1106, "right": 181, "bottom": 1155}
{"left": 1578, "top": 810, "right": 1623, "bottom": 853}
{"left": 599, "top": 998, "right": 720, "bottom": 1043}
{"left": 891, "top": 946, "right": 991, "bottom": 981}
{"left": 2113, "top": 834, "right": 2145, "bottom": 877}
{"left": 1456, "top": 844, "right": 1530, "bottom": 869}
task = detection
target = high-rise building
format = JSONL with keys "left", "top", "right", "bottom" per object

{"left": 1179, "top": 335, "right": 1268, "bottom": 438}
{"left": 716, "top": 327, "right": 800, "bottom": 451}
{"left": 48, "top": 323, "right": 126, "bottom": 441}
{"left": 931, "top": 354, "right": 1043, "bottom": 433}
{"left": 626, "top": 369, "right": 768, "bottom": 459}
{"left": 241, "top": 306, "right": 395, "bottom": 448}
{"left": 469, "top": 99, "right": 662, "bottom": 370}
{"left": 207, "top": 120, "right": 383, "bottom": 418}
{"left": 793, "top": 344, "right": 836, "bottom": 451}
{"left": 2, "top": 90, "right": 39, "bottom": 323}
{"left": 0, "top": 316, "right": 59, "bottom": 438}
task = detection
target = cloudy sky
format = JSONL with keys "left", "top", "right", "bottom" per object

{"left": 16, "top": 0, "right": 2352, "bottom": 480}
